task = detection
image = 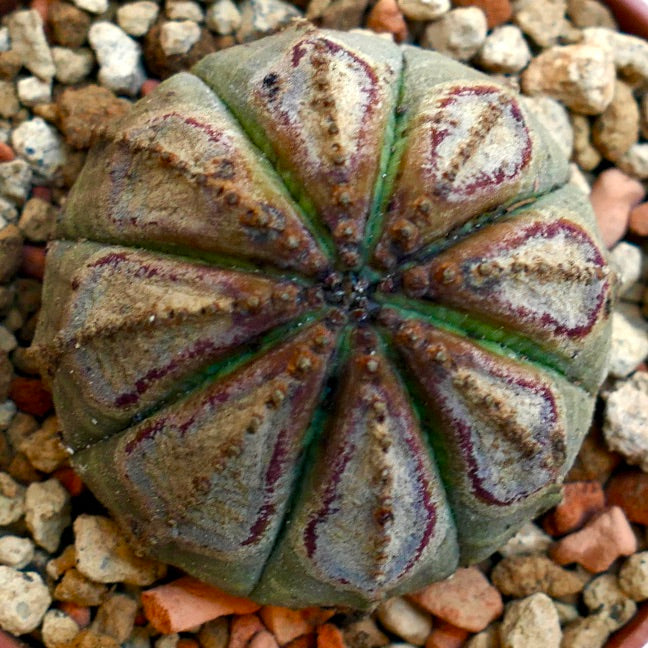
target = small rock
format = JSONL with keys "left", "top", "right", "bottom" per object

{"left": 160, "top": 20, "right": 202, "bottom": 56}
{"left": 453, "top": 0, "right": 511, "bottom": 28}
{"left": 118, "top": 1, "right": 160, "bottom": 36}
{"left": 606, "top": 601, "right": 648, "bottom": 648}
{"left": 46, "top": 544, "right": 76, "bottom": 581}
{"left": 550, "top": 506, "right": 638, "bottom": 572}
{"left": 54, "top": 568, "right": 109, "bottom": 606}
{"left": 16, "top": 76, "right": 51, "bottom": 106}
{"left": 425, "top": 620, "right": 469, "bottom": 648}
{"left": 608, "top": 304, "right": 648, "bottom": 378}
{"left": 205, "top": 0, "right": 241, "bottom": 34}
{"left": 609, "top": 241, "right": 643, "bottom": 297}
{"left": 0, "top": 81, "right": 19, "bottom": 119}
{"left": 592, "top": 80, "right": 639, "bottom": 162}
{"left": 0, "top": 327, "right": 15, "bottom": 353}
{"left": 166, "top": 1, "right": 204, "bottom": 21}
{"left": 464, "top": 624, "right": 500, "bottom": 648}
{"left": 72, "top": 0, "right": 108, "bottom": 14}
{"left": 604, "top": 370, "right": 648, "bottom": 467}
{"left": 542, "top": 481, "right": 606, "bottom": 537}
{"left": 0, "top": 402, "right": 17, "bottom": 432}
{"left": 500, "top": 593, "right": 561, "bottom": 648}
{"left": 0, "top": 472, "right": 24, "bottom": 525}
{"left": 367, "top": 0, "right": 407, "bottom": 41}
{"left": 583, "top": 573, "right": 637, "bottom": 632}
{"left": 91, "top": 594, "right": 138, "bottom": 643}
{"left": 491, "top": 554, "right": 586, "bottom": 598}
{"left": 629, "top": 202, "right": 648, "bottom": 237}
{"left": 75, "top": 514, "right": 166, "bottom": 585}
{"left": 475, "top": 24, "right": 530, "bottom": 73}
{"left": 409, "top": 566, "right": 503, "bottom": 633}
{"left": 0, "top": 160, "right": 31, "bottom": 206}
{"left": 560, "top": 615, "right": 611, "bottom": 648}
{"left": 618, "top": 142, "right": 648, "bottom": 179}
{"left": 236, "top": 0, "right": 301, "bottom": 43}
{"left": 512, "top": 0, "right": 566, "bottom": 47}
{"left": 24, "top": 478, "right": 71, "bottom": 553}
{"left": 68, "top": 630, "right": 120, "bottom": 648}
{"left": 11, "top": 118, "right": 65, "bottom": 182}
{"left": 52, "top": 47, "right": 94, "bottom": 85}
{"left": 0, "top": 566, "right": 51, "bottom": 634}
{"left": 0, "top": 28, "right": 9, "bottom": 52}
{"left": 18, "top": 416, "right": 68, "bottom": 473}
{"left": 567, "top": 0, "right": 616, "bottom": 28}
{"left": 342, "top": 617, "right": 389, "bottom": 648}
{"left": 42, "top": 609, "right": 82, "bottom": 648}
{"left": 0, "top": 536, "right": 34, "bottom": 569}
{"left": 521, "top": 95, "right": 573, "bottom": 160}
{"left": 376, "top": 597, "right": 432, "bottom": 645}
{"left": 305, "top": 0, "right": 370, "bottom": 30}
{"left": 553, "top": 600, "right": 580, "bottom": 625}
{"left": 56, "top": 84, "right": 131, "bottom": 150}
{"left": 620, "top": 552, "right": 648, "bottom": 601}
{"left": 0, "top": 51, "right": 22, "bottom": 81}
{"left": 397, "top": 0, "right": 448, "bottom": 21}
{"left": 48, "top": 2, "right": 91, "bottom": 49}
{"left": 88, "top": 22, "right": 146, "bottom": 96}
{"left": 521, "top": 44, "right": 615, "bottom": 115}
{"left": 0, "top": 197, "right": 16, "bottom": 223}
{"left": 422, "top": 7, "right": 487, "bottom": 61}
{"left": 17, "top": 197, "right": 56, "bottom": 243}
{"left": 589, "top": 168, "right": 644, "bottom": 248}
{"left": 7, "top": 10, "right": 55, "bottom": 81}
{"left": 498, "top": 522, "right": 553, "bottom": 557}
{"left": 571, "top": 114, "right": 602, "bottom": 172}
{"left": 582, "top": 27, "right": 648, "bottom": 88}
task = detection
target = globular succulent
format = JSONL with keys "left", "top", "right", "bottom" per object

{"left": 34, "top": 22, "right": 614, "bottom": 609}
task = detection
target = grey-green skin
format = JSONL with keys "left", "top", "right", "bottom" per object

{"left": 34, "top": 22, "right": 614, "bottom": 609}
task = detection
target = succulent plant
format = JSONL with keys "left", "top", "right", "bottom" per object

{"left": 34, "top": 22, "right": 614, "bottom": 609}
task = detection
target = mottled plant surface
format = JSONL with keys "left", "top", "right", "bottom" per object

{"left": 34, "top": 23, "right": 613, "bottom": 609}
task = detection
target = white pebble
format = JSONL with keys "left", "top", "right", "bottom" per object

{"left": 206, "top": 0, "right": 241, "bottom": 35}
{"left": 42, "top": 609, "right": 81, "bottom": 648}
{"left": 422, "top": 7, "right": 487, "bottom": 61}
{"left": 609, "top": 242, "right": 643, "bottom": 298}
{"left": 608, "top": 303, "right": 648, "bottom": 378}
{"left": 0, "top": 536, "right": 35, "bottom": 569}
{"left": 0, "top": 473, "right": 25, "bottom": 526}
{"left": 0, "top": 159, "right": 32, "bottom": 204}
{"left": 11, "top": 118, "right": 65, "bottom": 181}
{"left": 498, "top": 522, "right": 552, "bottom": 557}
{"left": 117, "top": 1, "right": 160, "bottom": 37}
{"left": 618, "top": 142, "right": 648, "bottom": 179}
{"left": 16, "top": 76, "right": 52, "bottom": 106}
{"left": 0, "top": 565, "right": 52, "bottom": 635}
{"left": 620, "top": 552, "right": 648, "bottom": 601}
{"left": 0, "top": 198, "right": 17, "bottom": 224}
{"left": 604, "top": 371, "right": 648, "bottom": 471}
{"left": 88, "top": 21, "right": 145, "bottom": 96}
{"left": 7, "top": 10, "right": 54, "bottom": 81}
{"left": 500, "top": 593, "right": 561, "bottom": 648}
{"left": 166, "top": 1, "right": 204, "bottom": 22}
{"left": 0, "top": 567, "right": 51, "bottom": 635}
{"left": 397, "top": 0, "right": 449, "bottom": 22}
{"left": 160, "top": 20, "right": 201, "bottom": 56}
{"left": 0, "top": 27, "right": 10, "bottom": 52}
{"left": 0, "top": 401, "right": 16, "bottom": 430}
{"left": 25, "top": 479, "right": 71, "bottom": 553}
{"left": 477, "top": 25, "right": 530, "bottom": 74}
{"left": 72, "top": 0, "right": 108, "bottom": 14}
{"left": 376, "top": 596, "right": 432, "bottom": 645}
{"left": 52, "top": 47, "right": 94, "bottom": 85}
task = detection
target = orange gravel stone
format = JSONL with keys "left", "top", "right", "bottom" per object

{"left": 58, "top": 602, "right": 91, "bottom": 628}
{"left": 9, "top": 377, "right": 53, "bottom": 416}
{"left": 549, "top": 506, "right": 637, "bottom": 572}
{"left": 229, "top": 614, "right": 266, "bottom": 648}
{"left": 0, "top": 142, "right": 14, "bottom": 162}
{"left": 20, "top": 245, "right": 47, "bottom": 281}
{"left": 141, "top": 79, "right": 161, "bottom": 96}
{"left": 606, "top": 600, "right": 648, "bottom": 648}
{"left": 53, "top": 467, "right": 85, "bottom": 497}
{"left": 316, "top": 624, "right": 346, "bottom": 648}
{"left": 629, "top": 202, "right": 648, "bottom": 237}
{"left": 0, "top": 630, "right": 28, "bottom": 648}
{"left": 452, "top": 0, "right": 512, "bottom": 27}
{"left": 249, "top": 631, "right": 280, "bottom": 648}
{"left": 141, "top": 577, "right": 260, "bottom": 634}
{"left": 409, "top": 567, "right": 503, "bottom": 633}
{"left": 299, "top": 609, "right": 335, "bottom": 627}
{"left": 366, "top": 0, "right": 408, "bottom": 42}
{"left": 607, "top": 470, "right": 648, "bottom": 525}
{"left": 425, "top": 620, "right": 469, "bottom": 648}
{"left": 260, "top": 606, "right": 312, "bottom": 645}
{"left": 542, "top": 481, "right": 606, "bottom": 537}
{"left": 284, "top": 635, "right": 316, "bottom": 648}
